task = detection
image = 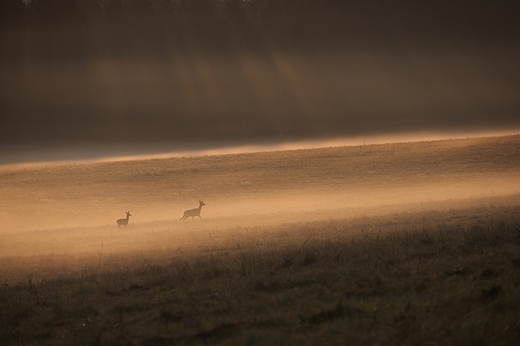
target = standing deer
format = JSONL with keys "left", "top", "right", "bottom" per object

{"left": 180, "top": 200, "right": 206, "bottom": 221}
{"left": 117, "top": 211, "right": 131, "bottom": 228}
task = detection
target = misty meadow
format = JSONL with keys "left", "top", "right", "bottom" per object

{"left": 2, "top": 1, "right": 520, "bottom": 345}
{"left": 1, "top": 135, "right": 520, "bottom": 344}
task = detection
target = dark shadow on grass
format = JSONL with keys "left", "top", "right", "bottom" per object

{"left": 299, "top": 301, "right": 367, "bottom": 326}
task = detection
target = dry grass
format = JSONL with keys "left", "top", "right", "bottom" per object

{"left": 1, "top": 135, "right": 519, "bottom": 233}
{"left": 1, "top": 135, "right": 520, "bottom": 344}
{"left": 1, "top": 204, "right": 520, "bottom": 345}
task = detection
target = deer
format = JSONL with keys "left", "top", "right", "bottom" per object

{"left": 180, "top": 200, "right": 206, "bottom": 221}
{"left": 116, "top": 211, "right": 131, "bottom": 228}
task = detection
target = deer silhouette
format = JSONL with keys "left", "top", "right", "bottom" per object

{"left": 117, "top": 211, "right": 131, "bottom": 228}
{"left": 180, "top": 200, "right": 205, "bottom": 221}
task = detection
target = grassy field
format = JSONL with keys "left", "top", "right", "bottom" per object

{"left": 1, "top": 135, "right": 520, "bottom": 344}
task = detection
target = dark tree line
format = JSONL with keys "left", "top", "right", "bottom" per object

{"left": 1, "top": 0, "right": 346, "bottom": 62}
{"left": 1, "top": 0, "right": 519, "bottom": 149}
{"left": 2, "top": 0, "right": 519, "bottom": 64}
{"left": 3, "top": 0, "right": 519, "bottom": 34}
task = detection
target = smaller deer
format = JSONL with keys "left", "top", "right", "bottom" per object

{"left": 117, "top": 211, "right": 131, "bottom": 228}
{"left": 180, "top": 200, "right": 205, "bottom": 221}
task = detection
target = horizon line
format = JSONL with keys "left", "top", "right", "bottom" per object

{"left": 1, "top": 129, "right": 518, "bottom": 170}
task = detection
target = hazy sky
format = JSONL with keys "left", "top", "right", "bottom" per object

{"left": 1, "top": 0, "right": 519, "bottom": 162}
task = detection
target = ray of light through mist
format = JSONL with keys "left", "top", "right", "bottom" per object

{"left": 1, "top": 0, "right": 520, "bottom": 164}
{"left": 1, "top": 1, "right": 520, "bottom": 255}
{"left": 1, "top": 135, "right": 519, "bottom": 260}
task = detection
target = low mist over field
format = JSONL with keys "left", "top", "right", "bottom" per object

{"left": 2, "top": 2, "right": 520, "bottom": 343}
{"left": 1, "top": 135, "right": 519, "bottom": 266}
{"left": 1, "top": 136, "right": 520, "bottom": 345}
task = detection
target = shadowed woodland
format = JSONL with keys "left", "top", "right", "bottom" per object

{"left": 1, "top": 0, "right": 519, "bottom": 154}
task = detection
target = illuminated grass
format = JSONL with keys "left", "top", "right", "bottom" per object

{"left": 1, "top": 204, "right": 519, "bottom": 345}
{"left": 1, "top": 135, "right": 519, "bottom": 344}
